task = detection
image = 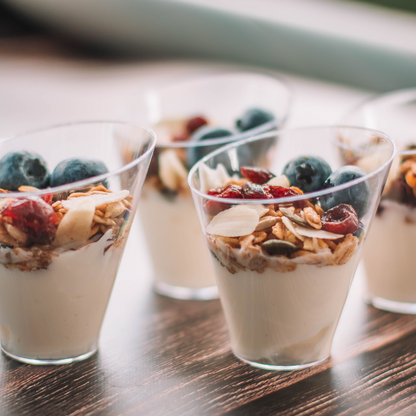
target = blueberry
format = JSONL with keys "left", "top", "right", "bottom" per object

{"left": 236, "top": 108, "right": 275, "bottom": 132}
{"left": 320, "top": 165, "right": 370, "bottom": 219}
{"left": 282, "top": 155, "right": 332, "bottom": 193}
{"left": 51, "top": 158, "right": 109, "bottom": 188}
{"left": 0, "top": 151, "right": 50, "bottom": 191}
{"left": 186, "top": 126, "right": 234, "bottom": 169}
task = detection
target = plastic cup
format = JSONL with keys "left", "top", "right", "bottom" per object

{"left": 0, "top": 121, "right": 155, "bottom": 365}
{"left": 189, "top": 126, "right": 395, "bottom": 370}
{"left": 128, "top": 72, "right": 291, "bottom": 300}
{"left": 342, "top": 89, "right": 416, "bottom": 313}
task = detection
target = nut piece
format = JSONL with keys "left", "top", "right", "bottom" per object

{"left": 159, "top": 149, "right": 188, "bottom": 191}
{"left": 54, "top": 198, "right": 95, "bottom": 247}
{"left": 4, "top": 223, "right": 28, "bottom": 244}
{"left": 206, "top": 205, "right": 259, "bottom": 237}
{"left": 105, "top": 201, "right": 125, "bottom": 218}
{"left": 304, "top": 207, "right": 322, "bottom": 230}
{"left": 255, "top": 216, "right": 279, "bottom": 231}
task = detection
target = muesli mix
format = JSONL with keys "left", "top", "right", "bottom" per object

{"left": 200, "top": 157, "right": 368, "bottom": 274}
{"left": 0, "top": 151, "right": 132, "bottom": 271}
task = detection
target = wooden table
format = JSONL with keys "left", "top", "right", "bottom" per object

{"left": 1, "top": 19, "right": 416, "bottom": 416}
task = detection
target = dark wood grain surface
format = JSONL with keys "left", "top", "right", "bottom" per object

{"left": 0, "top": 20, "right": 415, "bottom": 415}
{"left": 0, "top": 223, "right": 415, "bottom": 416}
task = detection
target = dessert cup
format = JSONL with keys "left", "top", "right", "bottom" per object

{"left": 342, "top": 89, "right": 416, "bottom": 313}
{"left": 189, "top": 127, "right": 395, "bottom": 370}
{"left": 0, "top": 121, "right": 155, "bottom": 364}
{"left": 125, "top": 72, "right": 291, "bottom": 300}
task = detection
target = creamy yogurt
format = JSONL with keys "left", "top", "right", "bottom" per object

{"left": 138, "top": 184, "right": 215, "bottom": 290}
{"left": 211, "top": 254, "right": 358, "bottom": 366}
{"left": 0, "top": 230, "right": 123, "bottom": 361}
{"left": 364, "top": 201, "right": 416, "bottom": 304}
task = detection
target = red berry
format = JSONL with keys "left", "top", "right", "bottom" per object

{"left": 240, "top": 166, "right": 275, "bottom": 185}
{"left": 242, "top": 182, "right": 271, "bottom": 199}
{"left": 172, "top": 132, "right": 189, "bottom": 142}
{"left": 321, "top": 204, "right": 359, "bottom": 235}
{"left": 204, "top": 200, "right": 227, "bottom": 216}
{"left": 204, "top": 185, "right": 243, "bottom": 215}
{"left": 1, "top": 197, "right": 59, "bottom": 244}
{"left": 268, "top": 186, "right": 299, "bottom": 198}
{"left": 42, "top": 194, "right": 53, "bottom": 204}
{"left": 186, "top": 116, "right": 208, "bottom": 135}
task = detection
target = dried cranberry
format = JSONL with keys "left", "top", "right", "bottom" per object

{"left": 204, "top": 185, "right": 243, "bottom": 215}
{"left": 240, "top": 166, "right": 275, "bottom": 185}
{"left": 42, "top": 194, "right": 53, "bottom": 204}
{"left": 242, "top": 182, "right": 271, "bottom": 199}
{"left": 172, "top": 132, "right": 189, "bottom": 142}
{"left": 1, "top": 197, "right": 59, "bottom": 244}
{"left": 204, "top": 200, "right": 227, "bottom": 216}
{"left": 321, "top": 204, "right": 359, "bottom": 235}
{"left": 268, "top": 186, "right": 299, "bottom": 198}
{"left": 186, "top": 116, "right": 208, "bottom": 135}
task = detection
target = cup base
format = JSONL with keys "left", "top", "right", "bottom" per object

{"left": 154, "top": 281, "right": 219, "bottom": 300}
{"left": 1, "top": 347, "right": 98, "bottom": 365}
{"left": 365, "top": 294, "right": 416, "bottom": 314}
{"left": 234, "top": 353, "right": 329, "bottom": 371}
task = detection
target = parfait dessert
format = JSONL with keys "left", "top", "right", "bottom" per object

{"left": 188, "top": 128, "right": 394, "bottom": 370}
{"left": 138, "top": 109, "right": 277, "bottom": 299}
{"left": 362, "top": 148, "right": 416, "bottom": 311}
{"left": 0, "top": 122, "right": 154, "bottom": 364}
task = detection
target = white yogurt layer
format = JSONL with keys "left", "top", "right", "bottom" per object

{"left": 212, "top": 255, "right": 358, "bottom": 366}
{"left": 0, "top": 230, "right": 123, "bottom": 360}
{"left": 364, "top": 201, "right": 416, "bottom": 303}
{"left": 138, "top": 184, "right": 215, "bottom": 289}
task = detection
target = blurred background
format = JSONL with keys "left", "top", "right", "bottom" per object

{"left": 1, "top": 0, "right": 416, "bottom": 133}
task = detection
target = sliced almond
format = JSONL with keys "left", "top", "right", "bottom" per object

{"left": 61, "top": 190, "right": 129, "bottom": 210}
{"left": 267, "top": 175, "right": 290, "bottom": 187}
{"left": 199, "top": 163, "right": 230, "bottom": 193}
{"left": 158, "top": 149, "right": 188, "bottom": 191}
{"left": 54, "top": 198, "right": 95, "bottom": 247}
{"left": 247, "top": 204, "right": 269, "bottom": 218}
{"left": 291, "top": 221, "right": 344, "bottom": 240}
{"left": 206, "top": 205, "right": 259, "bottom": 237}
{"left": 281, "top": 216, "right": 305, "bottom": 241}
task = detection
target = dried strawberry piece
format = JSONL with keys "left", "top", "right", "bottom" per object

{"left": 1, "top": 197, "right": 59, "bottom": 245}
{"left": 240, "top": 166, "right": 275, "bottom": 185}
{"left": 186, "top": 116, "right": 208, "bottom": 135}
{"left": 321, "top": 204, "right": 359, "bottom": 235}
{"left": 242, "top": 182, "right": 271, "bottom": 199}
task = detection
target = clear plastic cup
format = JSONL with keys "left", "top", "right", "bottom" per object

{"left": 342, "top": 89, "right": 416, "bottom": 313}
{"left": 0, "top": 121, "right": 155, "bottom": 365}
{"left": 189, "top": 127, "right": 395, "bottom": 370}
{"left": 125, "top": 72, "right": 291, "bottom": 300}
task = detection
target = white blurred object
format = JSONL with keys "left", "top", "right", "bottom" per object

{"left": 3, "top": 0, "right": 416, "bottom": 90}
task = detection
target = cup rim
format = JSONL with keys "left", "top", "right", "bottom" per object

{"left": 0, "top": 120, "right": 157, "bottom": 198}
{"left": 137, "top": 70, "right": 292, "bottom": 149}
{"left": 188, "top": 125, "right": 396, "bottom": 205}
{"left": 341, "top": 87, "right": 416, "bottom": 156}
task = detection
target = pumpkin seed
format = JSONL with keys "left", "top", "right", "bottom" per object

{"left": 261, "top": 239, "right": 300, "bottom": 256}
{"left": 280, "top": 207, "right": 311, "bottom": 228}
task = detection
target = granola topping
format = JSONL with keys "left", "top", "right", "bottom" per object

{"left": 202, "top": 164, "right": 363, "bottom": 274}
{"left": 0, "top": 185, "right": 131, "bottom": 271}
